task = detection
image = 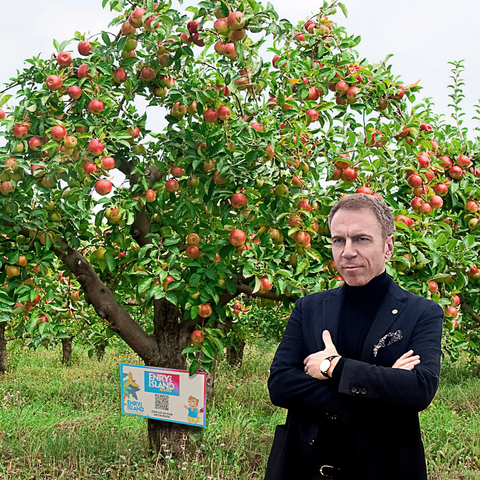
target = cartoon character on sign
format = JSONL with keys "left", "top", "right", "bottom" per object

{"left": 123, "top": 371, "right": 141, "bottom": 407}
{"left": 184, "top": 395, "right": 204, "bottom": 424}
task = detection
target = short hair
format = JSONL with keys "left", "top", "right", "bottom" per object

{"left": 328, "top": 194, "right": 394, "bottom": 240}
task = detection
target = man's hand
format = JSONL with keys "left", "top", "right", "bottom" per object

{"left": 392, "top": 350, "right": 420, "bottom": 370}
{"left": 303, "top": 330, "right": 340, "bottom": 380}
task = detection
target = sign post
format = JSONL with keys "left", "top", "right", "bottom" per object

{"left": 120, "top": 364, "right": 207, "bottom": 427}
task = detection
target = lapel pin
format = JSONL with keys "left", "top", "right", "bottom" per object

{"left": 392, "top": 309, "right": 398, "bottom": 314}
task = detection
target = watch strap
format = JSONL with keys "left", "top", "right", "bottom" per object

{"left": 320, "top": 355, "right": 339, "bottom": 378}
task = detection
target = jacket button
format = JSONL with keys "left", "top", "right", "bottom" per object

{"left": 308, "top": 439, "right": 315, "bottom": 445}
{"left": 361, "top": 388, "right": 367, "bottom": 395}
{"left": 351, "top": 387, "right": 357, "bottom": 394}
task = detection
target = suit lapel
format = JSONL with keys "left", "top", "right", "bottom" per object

{"left": 360, "top": 282, "right": 407, "bottom": 362}
{"left": 315, "top": 287, "right": 345, "bottom": 351}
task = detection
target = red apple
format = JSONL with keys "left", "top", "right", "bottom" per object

{"left": 438, "top": 156, "right": 452, "bottom": 170}
{"left": 250, "top": 121, "right": 264, "bottom": 132}
{"left": 140, "top": 67, "right": 156, "bottom": 82}
{"left": 214, "top": 40, "right": 226, "bottom": 55}
{"left": 295, "top": 231, "right": 311, "bottom": 247}
{"left": 127, "top": 126, "right": 140, "bottom": 139}
{"left": 465, "top": 200, "right": 479, "bottom": 213}
{"left": 427, "top": 280, "right": 438, "bottom": 295}
{"left": 419, "top": 123, "right": 433, "bottom": 132}
{"left": 444, "top": 306, "right": 458, "bottom": 318}
{"left": 84, "top": 162, "right": 98, "bottom": 175}
{"left": 341, "top": 167, "right": 357, "bottom": 182}
{"left": 214, "top": 17, "right": 229, "bottom": 35}
{"left": 191, "top": 329, "right": 205, "bottom": 346}
{"left": 78, "top": 40, "right": 92, "bottom": 56}
{"left": 411, "top": 196, "right": 425, "bottom": 211}
{"left": 0, "top": 181, "right": 14, "bottom": 195}
{"left": 419, "top": 202, "right": 432, "bottom": 214}
{"left": 306, "top": 109, "right": 319, "bottom": 124}
{"left": 217, "top": 105, "right": 231, "bottom": 121}
{"left": 88, "top": 99, "right": 104, "bottom": 115}
{"left": 457, "top": 154, "right": 471, "bottom": 168}
{"left": 51, "top": 125, "right": 67, "bottom": 142}
{"left": 64, "top": 135, "right": 77, "bottom": 149}
{"left": 259, "top": 277, "right": 273, "bottom": 293}
{"left": 306, "top": 86, "right": 321, "bottom": 101}
{"left": 186, "top": 245, "right": 201, "bottom": 259}
{"left": 433, "top": 183, "right": 448, "bottom": 197}
{"left": 165, "top": 179, "right": 180, "bottom": 192}
{"left": 204, "top": 108, "right": 218, "bottom": 123}
{"left": 0, "top": 109, "right": 5, "bottom": 119}
{"left": 297, "top": 199, "right": 312, "bottom": 211}
{"left": 95, "top": 179, "right": 113, "bottom": 196}
{"left": 198, "top": 303, "right": 212, "bottom": 318}
{"left": 449, "top": 165, "right": 464, "bottom": 180}
{"left": 417, "top": 152, "right": 431, "bottom": 168}
{"left": 145, "top": 189, "right": 157, "bottom": 203}
{"left": 57, "top": 51, "right": 73, "bottom": 67}
{"left": 170, "top": 166, "right": 185, "bottom": 178}
{"left": 429, "top": 195, "right": 443, "bottom": 209}
{"left": 346, "top": 86, "right": 361, "bottom": 103}
{"left": 101, "top": 156, "right": 115, "bottom": 170}
{"left": 231, "top": 192, "right": 247, "bottom": 209}
{"left": 335, "top": 80, "right": 349, "bottom": 95}
{"left": 227, "top": 11, "right": 245, "bottom": 30}
{"left": 46, "top": 74, "right": 63, "bottom": 91}
{"left": 28, "top": 136, "right": 44, "bottom": 151}
{"left": 129, "top": 7, "right": 146, "bottom": 27}
{"left": 407, "top": 174, "right": 423, "bottom": 188}
{"left": 67, "top": 85, "right": 82, "bottom": 100}
{"left": 222, "top": 42, "right": 237, "bottom": 59}
{"left": 113, "top": 68, "right": 127, "bottom": 84}
{"left": 77, "top": 64, "right": 91, "bottom": 79}
{"left": 186, "top": 233, "right": 200, "bottom": 246}
{"left": 229, "top": 229, "right": 247, "bottom": 246}
{"left": 356, "top": 186, "right": 373, "bottom": 195}
{"left": 88, "top": 139, "right": 104, "bottom": 156}
{"left": 229, "top": 28, "right": 245, "bottom": 42}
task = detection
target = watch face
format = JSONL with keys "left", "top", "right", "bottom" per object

{"left": 320, "top": 359, "right": 330, "bottom": 372}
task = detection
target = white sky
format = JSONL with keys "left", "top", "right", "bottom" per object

{"left": 1, "top": 0, "right": 478, "bottom": 134}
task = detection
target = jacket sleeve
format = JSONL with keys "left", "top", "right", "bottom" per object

{"left": 268, "top": 297, "right": 351, "bottom": 422}
{"left": 338, "top": 301, "right": 443, "bottom": 411}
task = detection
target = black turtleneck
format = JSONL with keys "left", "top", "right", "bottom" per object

{"left": 333, "top": 270, "right": 391, "bottom": 379}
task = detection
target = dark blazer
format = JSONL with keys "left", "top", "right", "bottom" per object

{"left": 265, "top": 280, "right": 443, "bottom": 480}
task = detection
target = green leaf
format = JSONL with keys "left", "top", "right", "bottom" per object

{"left": 338, "top": 2, "right": 348, "bottom": 17}
{"left": 104, "top": 252, "right": 116, "bottom": 272}
{"left": 189, "top": 359, "right": 201, "bottom": 375}
{"left": 435, "top": 233, "right": 448, "bottom": 247}
{"left": 138, "top": 277, "right": 153, "bottom": 294}
{"left": 101, "top": 31, "right": 111, "bottom": 45}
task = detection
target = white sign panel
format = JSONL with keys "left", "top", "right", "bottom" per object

{"left": 120, "top": 364, "right": 207, "bottom": 427}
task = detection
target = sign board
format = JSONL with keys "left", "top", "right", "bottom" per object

{"left": 120, "top": 364, "right": 207, "bottom": 427}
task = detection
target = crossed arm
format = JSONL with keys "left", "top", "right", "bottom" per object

{"left": 303, "top": 330, "right": 421, "bottom": 380}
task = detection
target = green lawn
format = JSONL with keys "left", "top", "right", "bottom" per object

{"left": 0, "top": 340, "right": 478, "bottom": 479}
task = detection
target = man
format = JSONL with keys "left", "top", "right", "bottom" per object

{"left": 265, "top": 194, "right": 443, "bottom": 480}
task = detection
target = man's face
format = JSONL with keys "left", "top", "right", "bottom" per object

{"left": 330, "top": 208, "right": 394, "bottom": 287}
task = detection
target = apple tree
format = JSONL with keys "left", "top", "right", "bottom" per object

{"left": 0, "top": 0, "right": 479, "bottom": 453}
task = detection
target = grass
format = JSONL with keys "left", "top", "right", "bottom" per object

{"left": 0, "top": 340, "right": 479, "bottom": 479}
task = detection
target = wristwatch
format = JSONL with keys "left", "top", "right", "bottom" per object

{"left": 320, "top": 355, "right": 339, "bottom": 378}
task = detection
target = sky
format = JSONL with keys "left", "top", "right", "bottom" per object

{"left": 1, "top": 0, "right": 478, "bottom": 133}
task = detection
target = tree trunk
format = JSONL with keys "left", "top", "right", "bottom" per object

{"left": 0, "top": 322, "right": 8, "bottom": 374}
{"left": 144, "top": 298, "right": 193, "bottom": 457}
{"left": 61, "top": 337, "right": 73, "bottom": 365}
{"left": 226, "top": 339, "right": 246, "bottom": 367}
